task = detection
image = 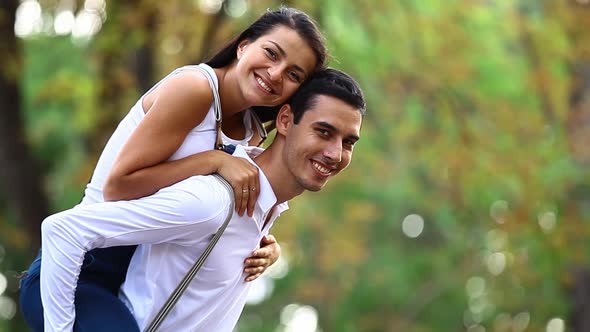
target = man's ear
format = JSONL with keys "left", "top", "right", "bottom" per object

{"left": 275, "top": 104, "right": 293, "bottom": 136}
{"left": 237, "top": 40, "right": 250, "bottom": 59}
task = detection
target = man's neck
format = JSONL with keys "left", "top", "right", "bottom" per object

{"left": 253, "top": 144, "right": 304, "bottom": 204}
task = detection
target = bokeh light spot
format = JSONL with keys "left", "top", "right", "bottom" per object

{"left": 0, "top": 296, "right": 16, "bottom": 320}
{"left": 546, "top": 318, "right": 565, "bottom": 332}
{"left": 486, "top": 252, "right": 506, "bottom": 276}
{"left": 225, "top": 0, "right": 248, "bottom": 17}
{"left": 162, "top": 36, "right": 184, "bottom": 55}
{"left": 71, "top": 9, "right": 103, "bottom": 43}
{"left": 538, "top": 211, "right": 557, "bottom": 233}
{"left": 198, "top": 0, "right": 223, "bottom": 14}
{"left": 468, "top": 296, "right": 487, "bottom": 315}
{"left": 0, "top": 273, "right": 7, "bottom": 296}
{"left": 279, "top": 303, "right": 320, "bottom": 332}
{"left": 54, "top": 10, "right": 75, "bottom": 35}
{"left": 15, "top": 0, "right": 43, "bottom": 37}
{"left": 513, "top": 312, "right": 530, "bottom": 332}
{"left": 402, "top": 214, "right": 424, "bottom": 238}
{"left": 466, "top": 276, "right": 486, "bottom": 298}
{"left": 490, "top": 200, "right": 509, "bottom": 224}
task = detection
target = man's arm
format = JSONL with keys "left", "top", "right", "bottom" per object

{"left": 40, "top": 179, "right": 230, "bottom": 331}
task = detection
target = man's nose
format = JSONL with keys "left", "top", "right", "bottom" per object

{"left": 324, "top": 141, "right": 342, "bottom": 163}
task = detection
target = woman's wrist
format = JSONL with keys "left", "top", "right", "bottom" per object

{"left": 201, "top": 149, "right": 230, "bottom": 174}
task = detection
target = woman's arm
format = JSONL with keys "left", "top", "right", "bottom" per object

{"left": 244, "top": 234, "right": 281, "bottom": 282}
{"left": 102, "top": 72, "right": 260, "bottom": 216}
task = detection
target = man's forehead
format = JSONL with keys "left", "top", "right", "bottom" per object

{"left": 303, "top": 95, "right": 363, "bottom": 130}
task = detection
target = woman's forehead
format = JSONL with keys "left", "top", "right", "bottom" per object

{"left": 256, "top": 26, "right": 318, "bottom": 72}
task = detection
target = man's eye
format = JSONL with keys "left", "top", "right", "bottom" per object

{"left": 318, "top": 129, "right": 329, "bottom": 136}
{"left": 344, "top": 140, "right": 356, "bottom": 148}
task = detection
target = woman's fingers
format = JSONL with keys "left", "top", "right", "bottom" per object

{"left": 243, "top": 236, "right": 281, "bottom": 282}
{"left": 247, "top": 171, "right": 259, "bottom": 217}
{"left": 219, "top": 158, "right": 259, "bottom": 216}
{"left": 245, "top": 273, "right": 261, "bottom": 282}
{"left": 244, "top": 257, "right": 267, "bottom": 267}
{"left": 244, "top": 258, "right": 267, "bottom": 282}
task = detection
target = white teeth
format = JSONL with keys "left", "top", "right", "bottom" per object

{"left": 312, "top": 161, "right": 331, "bottom": 175}
{"left": 256, "top": 77, "right": 272, "bottom": 93}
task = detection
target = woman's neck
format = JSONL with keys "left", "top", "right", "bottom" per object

{"left": 222, "top": 112, "right": 247, "bottom": 140}
{"left": 213, "top": 65, "right": 252, "bottom": 117}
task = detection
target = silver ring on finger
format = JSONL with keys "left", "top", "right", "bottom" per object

{"left": 242, "top": 189, "right": 249, "bottom": 193}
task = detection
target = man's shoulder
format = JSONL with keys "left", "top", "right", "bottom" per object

{"left": 164, "top": 175, "right": 232, "bottom": 205}
{"left": 136, "top": 175, "right": 232, "bottom": 222}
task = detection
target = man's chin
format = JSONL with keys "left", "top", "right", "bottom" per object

{"left": 304, "top": 181, "right": 327, "bottom": 192}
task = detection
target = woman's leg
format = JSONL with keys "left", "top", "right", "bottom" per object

{"left": 73, "top": 281, "right": 140, "bottom": 332}
{"left": 19, "top": 251, "right": 43, "bottom": 331}
{"left": 19, "top": 249, "right": 140, "bottom": 332}
{"left": 19, "top": 272, "right": 140, "bottom": 332}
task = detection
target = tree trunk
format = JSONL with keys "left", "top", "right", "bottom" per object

{"left": 194, "top": 0, "right": 228, "bottom": 63}
{"left": 0, "top": 0, "right": 50, "bottom": 253}
{"left": 90, "top": 0, "right": 156, "bottom": 152}
{"left": 569, "top": 268, "right": 590, "bottom": 332}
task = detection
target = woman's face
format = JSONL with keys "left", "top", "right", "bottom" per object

{"left": 234, "top": 25, "right": 317, "bottom": 107}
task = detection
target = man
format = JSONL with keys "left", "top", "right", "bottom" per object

{"left": 39, "top": 68, "right": 365, "bottom": 331}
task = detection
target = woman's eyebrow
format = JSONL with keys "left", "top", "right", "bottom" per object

{"left": 268, "top": 41, "right": 307, "bottom": 75}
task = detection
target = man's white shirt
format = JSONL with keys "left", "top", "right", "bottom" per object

{"left": 40, "top": 145, "right": 288, "bottom": 331}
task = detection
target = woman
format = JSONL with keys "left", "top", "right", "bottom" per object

{"left": 20, "top": 7, "right": 327, "bottom": 331}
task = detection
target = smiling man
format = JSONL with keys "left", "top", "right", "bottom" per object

{"left": 35, "top": 68, "right": 365, "bottom": 332}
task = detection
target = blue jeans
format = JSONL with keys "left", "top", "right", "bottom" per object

{"left": 19, "top": 247, "right": 140, "bottom": 332}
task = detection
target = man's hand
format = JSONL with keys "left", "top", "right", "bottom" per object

{"left": 243, "top": 235, "right": 281, "bottom": 282}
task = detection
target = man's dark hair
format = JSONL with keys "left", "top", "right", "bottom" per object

{"left": 288, "top": 68, "right": 366, "bottom": 124}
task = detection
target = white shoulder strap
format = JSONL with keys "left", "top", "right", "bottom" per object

{"left": 193, "top": 65, "right": 224, "bottom": 150}
{"left": 144, "top": 174, "right": 234, "bottom": 332}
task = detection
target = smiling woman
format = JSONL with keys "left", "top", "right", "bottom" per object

{"left": 232, "top": 25, "right": 317, "bottom": 107}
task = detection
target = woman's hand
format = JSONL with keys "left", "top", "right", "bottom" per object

{"left": 215, "top": 153, "right": 260, "bottom": 217}
{"left": 243, "top": 235, "right": 281, "bottom": 282}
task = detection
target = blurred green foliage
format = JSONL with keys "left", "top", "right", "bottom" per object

{"left": 2, "top": 0, "right": 590, "bottom": 331}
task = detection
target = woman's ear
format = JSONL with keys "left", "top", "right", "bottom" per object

{"left": 237, "top": 40, "right": 250, "bottom": 59}
{"left": 275, "top": 104, "right": 293, "bottom": 136}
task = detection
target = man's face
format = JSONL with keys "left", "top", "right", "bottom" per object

{"left": 282, "top": 95, "right": 362, "bottom": 192}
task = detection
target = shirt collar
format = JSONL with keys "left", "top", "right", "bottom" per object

{"left": 232, "top": 145, "right": 287, "bottom": 214}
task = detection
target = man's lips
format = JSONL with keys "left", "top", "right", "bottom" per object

{"left": 311, "top": 160, "right": 333, "bottom": 176}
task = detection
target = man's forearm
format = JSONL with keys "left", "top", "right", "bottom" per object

{"left": 38, "top": 183, "right": 223, "bottom": 330}
{"left": 40, "top": 211, "right": 88, "bottom": 331}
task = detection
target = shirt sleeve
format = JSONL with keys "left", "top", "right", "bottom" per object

{"left": 40, "top": 179, "right": 231, "bottom": 331}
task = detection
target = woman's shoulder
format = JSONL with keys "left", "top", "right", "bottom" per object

{"left": 147, "top": 69, "right": 214, "bottom": 113}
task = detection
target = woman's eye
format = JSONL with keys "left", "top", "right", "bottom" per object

{"left": 288, "top": 71, "right": 302, "bottom": 83}
{"left": 265, "top": 48, "right": 277, "bottom": 60}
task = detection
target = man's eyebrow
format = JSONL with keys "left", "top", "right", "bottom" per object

{"left": 315, "top": 121, "right": 360, "bottom": 141}
{"left": 269, "top": 41, "right": 307, "bottom": 76}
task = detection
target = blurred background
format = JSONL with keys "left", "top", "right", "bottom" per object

{"left": 1, "top": 0, "right": 590, "bottom": 331}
